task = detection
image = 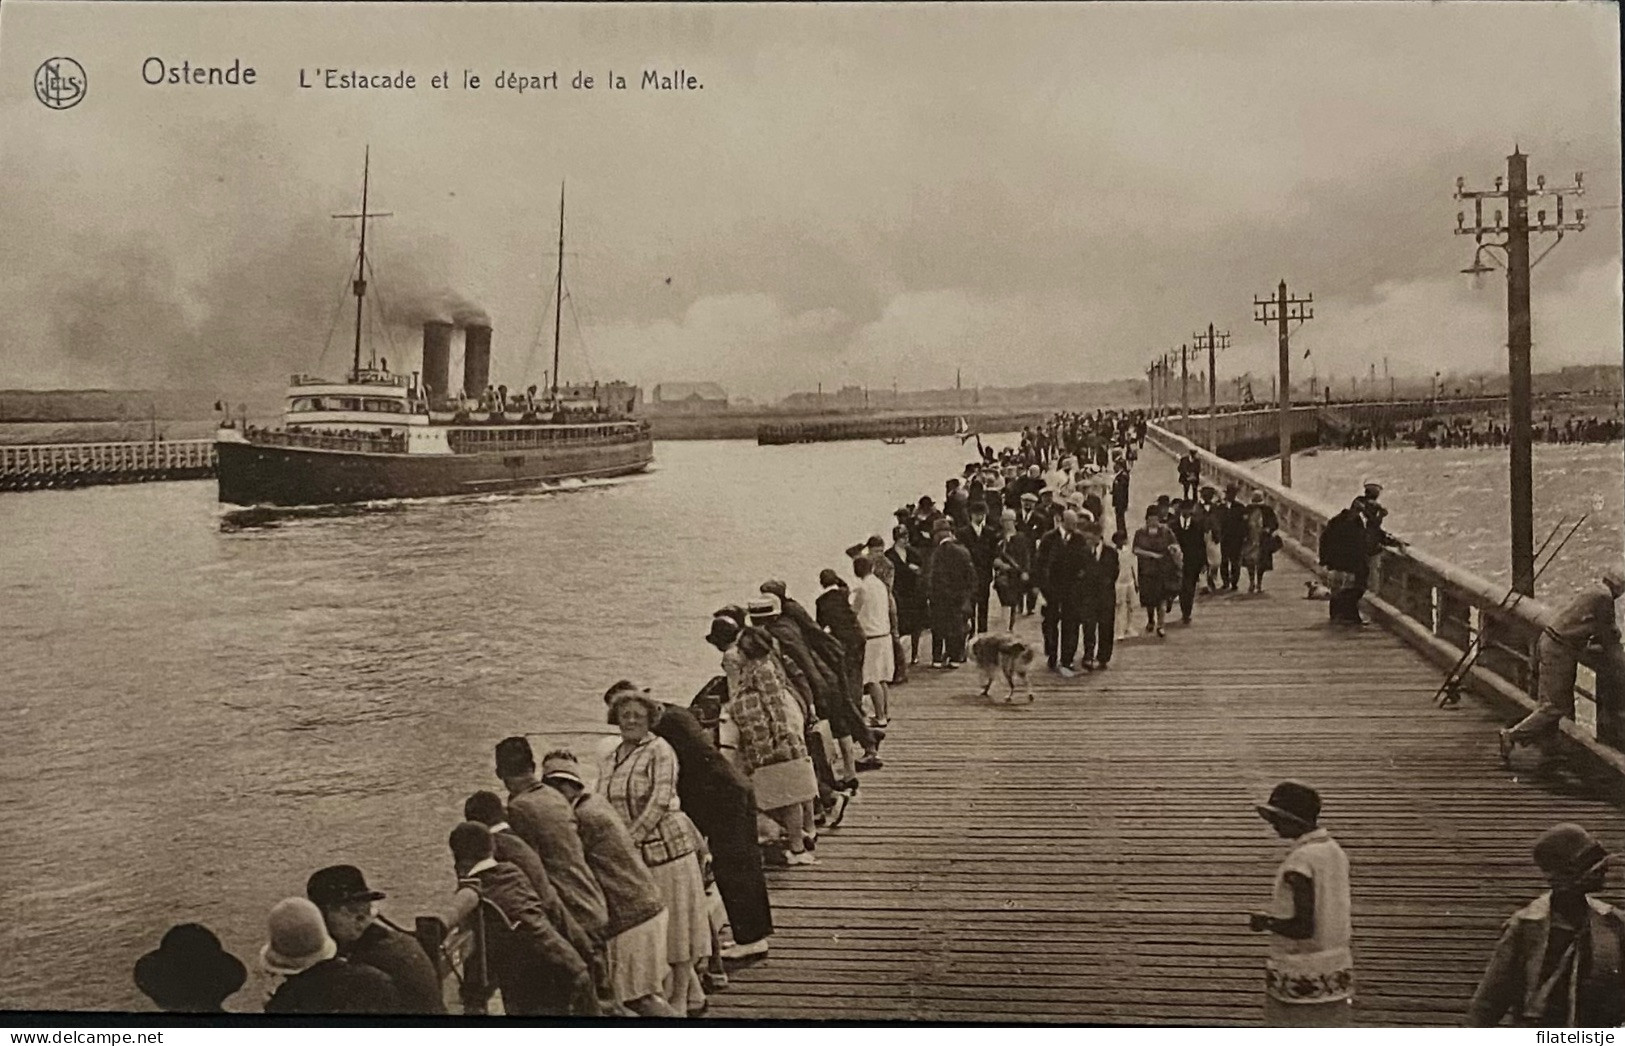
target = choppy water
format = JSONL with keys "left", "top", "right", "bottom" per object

{"left": 2, "top": 435, "right": 1618, "bottom": 1012}
{"left": 0, "top": 436, "right": 998, "bottom": 1012}
{"left": 1250, "top": 443, "right": 1624, "bottom": 603}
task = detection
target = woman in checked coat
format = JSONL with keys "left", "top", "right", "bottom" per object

{"left": 707, "top": 615, "right": 819, "bottom": 866}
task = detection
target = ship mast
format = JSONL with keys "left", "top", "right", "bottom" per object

{"left": 332, "top": 147, "right": 390, "bottom": 380}
{"left": 551, "top": 182, "right": 565, "bottom": 404}
{"left": 352, "top": 149, "right": 370, "bottom": 379}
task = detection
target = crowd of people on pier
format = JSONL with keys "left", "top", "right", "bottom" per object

{"left": 1337, "top": 412, "right": 1624, "bottom": 451}
{"left": 129, "top": 406, "right": 1624, "bottom": 1026}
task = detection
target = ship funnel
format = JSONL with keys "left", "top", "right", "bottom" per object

{"left": 422, "top": 321, "right": 453, "bottom": 403}
{"left": 463, "top": 323, "right": 493, "bottom": 399}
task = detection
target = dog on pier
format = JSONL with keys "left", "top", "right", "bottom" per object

{"left": 970, "top": 632, "right": 1036, "bottom": 703}
{"left": 1304, "top": 580, "right": 1333, "bottom": 601}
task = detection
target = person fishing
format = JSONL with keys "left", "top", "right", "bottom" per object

{"left": 1499, "top": 567, "right": 1625, "bottom": 765}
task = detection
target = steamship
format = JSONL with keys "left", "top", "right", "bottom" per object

{"left": 215, "top": 154, "right": 654, "bottom": 507}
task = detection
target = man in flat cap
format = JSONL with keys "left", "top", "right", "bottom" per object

{"left": 1500, "top": 567, "right": 1625, "bottom": 765}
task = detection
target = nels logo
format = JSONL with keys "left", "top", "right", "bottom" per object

{"left": 34, "top": 56, "right": 87, "bottom": 110}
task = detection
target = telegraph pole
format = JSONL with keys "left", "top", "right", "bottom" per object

{"left": 1455, "top": 150, "right": 1585, "bottom": 595}
{"left": 1253, "top": 281, "right": 1313, "bottom": 487}
{"left": 1147, "top": 362, "right": 1157, "bottom": 413}
{"left": 1193, "top": 325, "right": 1230, "bottom": 451}
{"left": 1179, "top": 344, "right": 1190, "bottom": 432}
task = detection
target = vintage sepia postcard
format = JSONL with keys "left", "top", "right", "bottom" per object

{"left": 1, "top": 0, "right": 1621, "bottom": 1030}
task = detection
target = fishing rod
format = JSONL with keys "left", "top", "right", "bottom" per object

{"left": 1428, "top": 515, "right": 1569, "bottom": 707}
{"left": 1434, "top": 514, "right": 1588, "bottom": 708}
{"left": 1433, "top": 514, "right": 1579, "bottom": 708}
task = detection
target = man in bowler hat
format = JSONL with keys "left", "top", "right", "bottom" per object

{"left": 306, "top": 864, "right": 445, "bottom": 1014}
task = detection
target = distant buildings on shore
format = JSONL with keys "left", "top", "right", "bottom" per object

{"left": 3, "top": 364, "right": 1617, "bottom": 426}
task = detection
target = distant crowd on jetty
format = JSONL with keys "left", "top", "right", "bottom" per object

{"left": 129, "top": 407, "right": 1625, "bottom": 1025}
{"left": 1337, "top": 412, "right": 1623, "bottom": 451}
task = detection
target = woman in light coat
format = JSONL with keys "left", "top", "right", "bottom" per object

{"left": 597, "top": 689, "right": 714, "bottom": 1015}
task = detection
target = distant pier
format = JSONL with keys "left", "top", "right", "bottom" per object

{"left": 757, "top": 411, "right": 1050, "bottom": 446}
{"left": 1157, "top": 395, "right": 1587, "bottom": 460}
{"left": 0, "top": 439, "right": 215, "bottom": 492}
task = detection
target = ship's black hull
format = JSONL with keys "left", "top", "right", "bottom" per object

{"left": 216, "top": 437, "right": 654, "bottom": 506}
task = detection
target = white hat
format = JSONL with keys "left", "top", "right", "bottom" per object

{"left": 259, "top": 898, "right": 336, "bottom": 977}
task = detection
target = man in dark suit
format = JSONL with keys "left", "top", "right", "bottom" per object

{"left": 1169, "top": 498, "right": 1209, "bottom": 624}
{"left": 1320, "top": 498, "right": 1374, "bottom": 624}
{"left": 1033, "top": 508, "right": 1066, "bottom": 667}
{"left": 1075, "top": 521, "right": 1120, "bottom": 670}
{"left": 925, "top": 518, "right": 975, "bottom": 666}
{"left": 1215, "top": 482, "right": 1249, "bottom": 592}
{"left": 1110, "top": 464, "right": 1131, "bottom": 538}
{"left": 957, "top": 500, "right": 1000, "bottom": 634}
{"left": 1015, "top": 491, "right": 1042, "bottom": 535}
{"left": 1177, "top": 449, "right": 1202, "bottom": 501}
{"left": 1049, "top": 510, "right": 1092, "bottom": 677}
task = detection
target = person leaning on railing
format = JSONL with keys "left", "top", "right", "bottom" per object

{"left": 1500, "top": 567, "right": 1625, "bottom": 765}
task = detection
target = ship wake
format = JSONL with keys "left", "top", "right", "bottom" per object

{"left": 217, "top": 471, "right": 649, "bottom": 530}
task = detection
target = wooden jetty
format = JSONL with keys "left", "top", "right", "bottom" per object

{"left": 0, "top": 438, "right": 215, "bottom": 491}
{"left": 757, "top": 412, "right": 1050, "bottom": 446}
{"left": 707, "top": 439, "right": 1624, "bottom": 1025}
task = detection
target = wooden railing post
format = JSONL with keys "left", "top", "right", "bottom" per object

{"left": 1145, "top": 420, "right": 1625, "bottom": 771}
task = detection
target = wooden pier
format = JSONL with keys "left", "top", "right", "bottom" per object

{"left": 757, "top": 413, "right": 1050, "bottom": 446}
{"left": 0, "top": 439, "right": 215, "bottom": 491}
{"left": 708, "top": 441, "right": 1624, "bottom": 1025}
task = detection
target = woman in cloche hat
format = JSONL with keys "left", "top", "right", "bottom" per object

{"left": 1467, "top": 823, "right": 1622, "bottom": 1027}
{"left": 1247, "top": 781, "right": 1354, "bottom": 1026}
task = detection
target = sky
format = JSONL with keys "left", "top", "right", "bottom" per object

{"left": 0, "top": 1, "right": 1619, "bottom": 402}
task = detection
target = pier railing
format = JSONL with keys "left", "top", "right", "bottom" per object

{"left": 1147, "top": 423, "right": 1624, "bottom": 773}
{"left": 0, "top": 439, "right": 216, "bottom": 490}
{"left": 413, "top": 884, "right": 489, "bottom": 1014}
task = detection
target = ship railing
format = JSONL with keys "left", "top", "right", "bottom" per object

{"left": 288, "top": 372, "right": 411, "bottom": 389}
{"left": 245, "top": 427, "right": 407, "bottom": 455}
{"left": 445, "top": 425, "right": 648, "bottom": 452}
{"left": 1146, "top": 423, "right": 1625, "bottom": 773}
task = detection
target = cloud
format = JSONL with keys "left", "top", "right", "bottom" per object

{"left": 0, "top": 3, "right": 1618, "bottom": 397}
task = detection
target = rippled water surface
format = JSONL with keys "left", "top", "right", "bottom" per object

{"left": 1250, "top": 443, "right": 1624, "bottom": 602}
{"left": 3, "top": 435, "right": 1618, "bottom": 1011}
{"left": 0, "top": 436, "right": 990, "bottom": 1012}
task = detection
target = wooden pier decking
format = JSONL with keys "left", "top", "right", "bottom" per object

{"left": 709, "top": 447, "right": 1625, "bottom": 1025}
